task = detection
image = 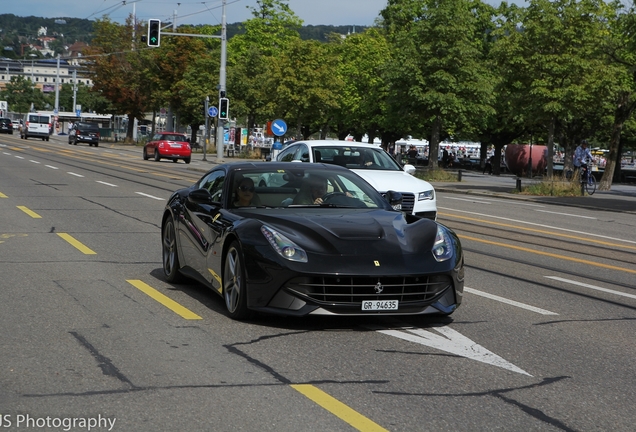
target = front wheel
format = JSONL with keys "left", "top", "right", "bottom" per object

{"left": 143, "top": 148, "right": 149, "bottom": 160}
{"left": 162, "top": 218, "right": 184, "bottom": 283}
{"left": 154, "top": 150, "right": 161, "bottom": 162}
{"left": 223, "top": 241, "right": 251, "bottom": 320}
{"left": 586, "top": 175, "right": 597, "bottom": 195}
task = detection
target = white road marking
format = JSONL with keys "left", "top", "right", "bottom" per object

{"left": 444, "top": 196, "right": 492, "bottom": 204}
{"left": 136, "top": 192, "right": 164, "bottom": 200}
{"left": 534, "top": 209, "right": 596, "bottom": 219}
{"left": 443, "top": 196, "right": 546, "bottom": 207}
{"left": 45, "top": 165, "right": 58, "bottom": 169}
{"left": 545, "top": 276, "right": 636, "bottom": 300}
{"left": 68, "top": 172, "right": 84, "bottom": 177}
{"left": 15, "top": 155, "right": 24, "bottom": 159}
{"left": 376, "top": 325, "right": 532, "bottom": 376}
{"left": 437, "top": 207, "right": 636, "bottom": 245}
{"left": 29, "top": 160, "right": 41, "bottom": 164}
{"left": 96, "top": 181, "right": 118, "bottom": 187}
{"left": 464, "top": 287, "right": 558, "bottom": 315}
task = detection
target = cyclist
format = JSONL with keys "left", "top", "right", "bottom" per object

{"left": 574, "top": 139, "right": 594, "bottom": 182}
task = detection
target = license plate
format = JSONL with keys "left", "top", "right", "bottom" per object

{"left": 170, "top": 143, "right": 182, "bottom": 148}
{"left": 361, "top": 300, "right": 398, "bottom": 311}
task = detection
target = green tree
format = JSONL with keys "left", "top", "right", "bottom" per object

{"left": 227, "top": 0, "right": 303, "bottom": 131}
{"left": 330, "top": 29, "right": 392, "bottom": 143}
{"left": 597, "top": 1, "right": 636, "bottom": 189}
{"left": 0, "top": 76, "right": 47, "bottom": 113}
{"left": 381, "top": 0, "right": 496, "bottom": 169}
{"left": 264, "top": 38, "right": 343, "bottom": 139}
{"left": 85, "top": 16, "right": 153, "bottom": 141}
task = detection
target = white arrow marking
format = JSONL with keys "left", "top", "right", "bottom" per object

{"left": 377, "top": 326, "right": 532, "bottom": 376}
{"left": 273, "top": 123, "right": 285, "bottom": 133}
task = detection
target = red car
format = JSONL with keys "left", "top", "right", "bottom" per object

{"left": 143, "top": 132, "right": 192, "bottom": 164}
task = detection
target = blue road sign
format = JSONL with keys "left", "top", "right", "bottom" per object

{"left": 208, "top": 106, "right": 218, "bottom": 117}
{"left": 76, "top": 109, "right": 81, "bottom": 117}
{"left": 271, "top": 119, "right": 287, "bottom": 136}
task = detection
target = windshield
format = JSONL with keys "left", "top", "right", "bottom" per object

{"left": 314, "top": 146, "right": 402, "bottom": 171}
{"left": 155, "top": 134, "right": 187, "bottom": 142}
{"left": 224, "top": 166, "right": 391, "bottom": 209}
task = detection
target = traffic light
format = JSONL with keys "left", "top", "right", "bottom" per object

{"left": 219, "top": 97, "right": 229, "bottom": 120}
{"left": 147, "top": 19, "right": 161, "bottom": 47}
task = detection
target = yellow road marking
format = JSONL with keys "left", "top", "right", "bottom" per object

{"left": 291, "top": 384, "right": 388, "bottom": 432}
{"left": 127, "top": 279, "right": 202, "bottom": 320}
{"left": 439, "top": 212, "right": 636, "bottom": 251}
{"left": 0, "top": 192, "right": 8, "bottom": 198}
{"left": 459, "top": 234, "right": 636, "bottom": 275}
{"left": 57, "top": 233, "right": 97, "bottom": 254}
{"left": 17, "top": 206, "right": 42, "bottom": 218}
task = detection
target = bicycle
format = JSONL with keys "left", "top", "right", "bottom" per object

{"left": 579, "top": 162, "right": 596, "bottom": 195}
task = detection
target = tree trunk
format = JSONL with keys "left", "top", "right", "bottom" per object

{"left": 600, "top": 91, "right": 635, "bottom": 191}
{"left": 126, "top": 113, "right": 135, "bottom": 141}
{"left": 546, "top": 118, "right": 555, "bottom": 178}
{"left": 600, "top": 119, "right": 622, "bottom": 191}
{"left": 428, "top": 115, "right": 441, "bottom": 170}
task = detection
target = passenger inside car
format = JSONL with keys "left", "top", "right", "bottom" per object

{"left": 233, "top": 177, "right": 261, "bottom": 207}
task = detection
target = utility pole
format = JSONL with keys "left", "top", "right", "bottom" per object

{"left": 216, "top": 0, "right": 227, "bottom": 159}
{"left": 72, "top": 69, "right": 77, "bottom": 115}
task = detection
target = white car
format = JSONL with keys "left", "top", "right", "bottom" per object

{"left": 276, "top": 140, "right": 436, "bottom": 219}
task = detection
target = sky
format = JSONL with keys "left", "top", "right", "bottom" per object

{"left": 2, "top": 0, "right": 518, "bottom": 28}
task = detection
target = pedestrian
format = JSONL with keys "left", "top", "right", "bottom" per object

{"left": 442, "top": 147, "right": 449, "bottom": 168}
{"left": 483, "top": 155, "right": 494, "bottom": 175}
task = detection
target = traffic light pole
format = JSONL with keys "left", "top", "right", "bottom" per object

{"left": 148, "top": 0, "right": 228, "bottom": 159}
{"left": 216, "top": 0, "right": 227, "bottom": 160}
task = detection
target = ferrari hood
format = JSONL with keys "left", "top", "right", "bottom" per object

{"left": 252, "top": 209, "right": 438, "bottom": 256}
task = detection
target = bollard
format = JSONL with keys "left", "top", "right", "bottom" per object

{"left": 516, "top": 177, "right": 522, "bottom": 192}
{"left": 457, "top": 170, "right": 462, "bottom": 182}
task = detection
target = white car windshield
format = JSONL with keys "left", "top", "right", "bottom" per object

{"left": 314, "top": 146, "right": 401, "bottom": 171}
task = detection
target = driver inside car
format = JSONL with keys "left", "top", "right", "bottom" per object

{"left": 293, "top": 175, "right": 329, "bottom": 205}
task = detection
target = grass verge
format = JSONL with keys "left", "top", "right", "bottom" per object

{"left": 514, "top": 176, "right": 583, "bottom": 196}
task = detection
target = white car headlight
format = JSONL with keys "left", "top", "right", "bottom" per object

{"left": 418, "top": 190, "right": 434, "bottom": 201}
{"left": 261, "top": 226, "right": 308, "bottom": 262}
{"left": 432, "top": 225, "right": 453, "bottom": 262}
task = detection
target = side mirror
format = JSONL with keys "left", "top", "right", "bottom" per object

{"left": 384, "top": 190, "right": 403, "bottom": 211}
{"left": 188, "top": 188, "right": 214, "bottom": 204}
{"left": 403, "top": 164, "right": 416, "bottom": 175}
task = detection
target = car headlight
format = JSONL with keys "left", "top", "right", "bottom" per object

{"left": 432, "top": 225, "right": 453, "bottom": 262}
{"left": 418, "top": 190, "right": 434, "bottom": 201}
{"left": 261, "top": 226, "right": 308, "bottom": 263}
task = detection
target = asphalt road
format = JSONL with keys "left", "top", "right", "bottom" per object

{"left": 1, "top": 134, "right": 635, "bottom": 431}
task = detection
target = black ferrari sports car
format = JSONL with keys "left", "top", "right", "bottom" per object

{"left": 161, "top": 162, "right": 464, "bottom": 319}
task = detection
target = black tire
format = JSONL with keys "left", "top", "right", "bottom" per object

{"left": 184, "top": 157, "right": 191, "bottom": 164}
{"left": 143, "top": 148, "right": 149, "bottom": 160}
{"left": 94, "top": 142, "right": 98, "bottom": 147}
{"left": 73, "top": 139, "right": 77, "bottom": 145}
{"left": 154, "top": 150, "right": 161, "bottom": 162}
{"left": 586, "top": 175, "right": 597, "bottom": 195}
{"left": 172, "top": 159, "right": 178, "bottom": 163}
{"left": 162, "top": 218, "right": 184, "bottom": 283}
{"left": 45, "top": 137, "right": 49, "bottom": 141}
{"left": 223, "top": 241, "right": 251, "bottom": 320}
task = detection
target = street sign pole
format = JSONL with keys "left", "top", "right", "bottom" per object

{"left": 203, "top": 96, "right": 209, "bottom": 161}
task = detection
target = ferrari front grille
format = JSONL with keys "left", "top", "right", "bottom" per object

{"left": 286, "top": 274, "right": 452, "bottom": 305}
